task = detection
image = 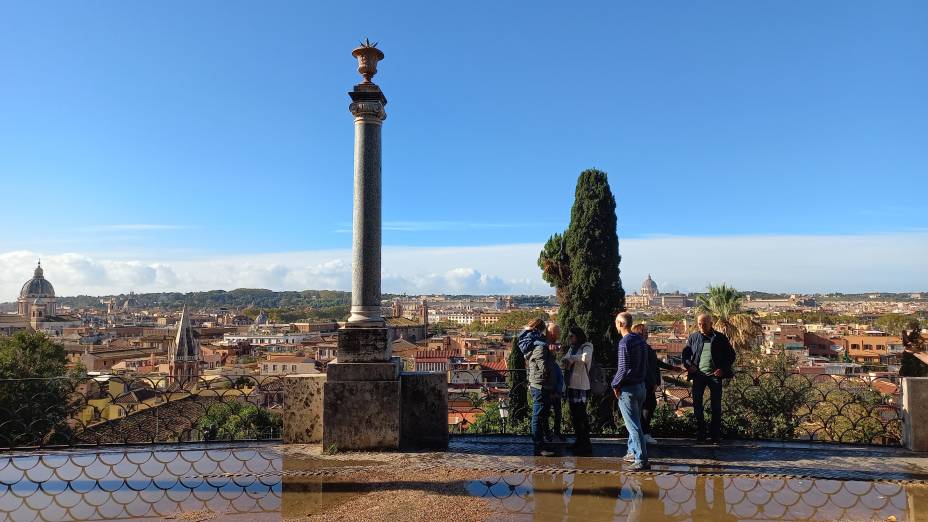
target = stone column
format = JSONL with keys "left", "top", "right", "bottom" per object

{"left": 323, "top": 41, "right": 401, "bottom": 451}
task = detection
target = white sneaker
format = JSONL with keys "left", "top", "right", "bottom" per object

{"left": 644, "top": 434, "right": 657, "bottom": 444}
{"left": 623, "top": 453, "right": 635, "bottom": 462}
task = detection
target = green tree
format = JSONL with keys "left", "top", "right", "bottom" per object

{"left": 477, "top": 309, "right": 550, "bottom": 334}
{"left": 195, "top": 401, "right": 282, "bottom": 440}
{"left": 506, "top": 337, "right": 529, "bottom": 424}
{"left": 696, "top": 284, "right": 763, "bottom": 362}
{"left": 0, "top": 331, "right": 83, "bottom": 447}
{"left": 540, "top": 169, "right": 624, "bottom": 429}
{"left": 539, "top": 232, "right": 570, "bottom": 304}
{"left": 722, "top": 353, "right": 814, "bottom": 440}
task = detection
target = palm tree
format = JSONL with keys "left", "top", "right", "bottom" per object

{"left": 696, "top": 284, "right": 763, "bottom": 359}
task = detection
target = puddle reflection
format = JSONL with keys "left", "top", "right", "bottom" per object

{"left": 468, "top": 473, "right": 928, "bottom": 521}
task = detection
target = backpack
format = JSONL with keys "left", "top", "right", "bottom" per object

{"left": 588, "top": 357, "right": 608, "bottom": 395}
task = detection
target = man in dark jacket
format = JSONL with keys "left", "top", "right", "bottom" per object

{"left": 681, "top": 314, "right": 736, "bottom": 443}
{"left": 518, "top": 320, "right": 559, "bottom": 456}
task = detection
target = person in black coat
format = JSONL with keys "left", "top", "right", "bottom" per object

{"left": 681, "top": 314, "right": 736, "bottom": 443}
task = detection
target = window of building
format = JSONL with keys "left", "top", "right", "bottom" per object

{"left": 864, "top": 344, "right": 873, "bottom": 351}
{"left": 292, "top": 365, "right": 297, "bottom": 371}
{"left": 272, "top": 364, "right": 277, "bottom": 371}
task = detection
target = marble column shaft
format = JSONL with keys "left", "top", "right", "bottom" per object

{"left": 347, "top": 88, "right": 387, "bottom": 326}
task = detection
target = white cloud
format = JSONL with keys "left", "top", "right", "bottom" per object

{"left": 78, "top": 224, "right": 191, "bottom": 232}
{"left": 1, "top": 232, "right": 926, "bottom": 298}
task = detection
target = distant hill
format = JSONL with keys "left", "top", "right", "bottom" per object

{"left": 28, "top": 289, "right": 352, "bottom": 311}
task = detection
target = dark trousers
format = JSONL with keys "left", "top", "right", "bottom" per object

{"left": 552, "top": 393, "right": 562, "bottom": 436}
{"left": 567, "top": 394, "right": 591, "bottom": 447}
{"left": 692, "top": 373, "right": 723, "bottom": 439}
{"left": 641, "top": 385, "right": 657, "bottom": 435}
{"left": 531, "top": 387, "right": 551, "bottom": 445}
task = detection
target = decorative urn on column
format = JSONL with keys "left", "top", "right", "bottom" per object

{"left": 352, "top": 38, "right": 385, "bottom": 84}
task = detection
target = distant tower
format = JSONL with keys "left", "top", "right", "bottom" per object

{"left": 169, "top": 304, "right": 200, "bottom": 389}
{"left": 391, "top": 299, "right": 403, "bottom": 319}
{"left": 505, "top": 296, "right": 514, "bottom": 310}
{"left": 419, "top": 299, "right": 429, "bottom": 328}
{"left": 30, "top": 299, "right": 47, "bottom": 330}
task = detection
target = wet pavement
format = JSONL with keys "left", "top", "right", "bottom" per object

{"left": 4, "top": 438, "right": 928, "bottom": 520}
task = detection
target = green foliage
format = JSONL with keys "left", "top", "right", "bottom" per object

{"left": 429, "top": 321, "right": 458, "bottom": 336}
{"left": 473, "top": 310, "right": 550, "bottom": 334}
{"left": 648, "top": 404, "right": 698, "bottom": 438}
{"left": 0, "top": 331, "right": 83, "bottom": 446}
{"left": 722, "top": 354, "right": 814, "bottom": 440}
{"left": 506, "top": 337, "right": 529, "bottom": 424}
{"left": 195, "top": 401, "right": 282, "bottom": 441}
{"left": 538, "top": 232, "right": 570, "bottom": 303}
{"left": 874, "top": 313, "right": 915, "bottom": 336}
{"left": 465, "top": 401, "right": 499, "bottom": 434}
{"left": 717, "top": 354, "right": 900, "bottom": 444}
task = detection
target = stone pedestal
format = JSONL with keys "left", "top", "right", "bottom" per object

{"left": 336, "top": 326, "right": 390, "bottom": 362}
{"left": 282, "top": 374, "right": 326, "bottom": 444}
{"left": 400, "top": 372, "right": 448, "bottom": 450}
{"left": 323, "top": 379, "right": 401, "bottom": 450}
{"left": 903, "top": 377, "right": 928, "bottom": 452}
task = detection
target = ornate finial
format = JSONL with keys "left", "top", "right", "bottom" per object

{"left": 352, "top": 39, "right": 385, "bottom": 84}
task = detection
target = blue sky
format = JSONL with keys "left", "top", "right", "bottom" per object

{"left": 1, "top": 1, "right": 926, "bottom": 296}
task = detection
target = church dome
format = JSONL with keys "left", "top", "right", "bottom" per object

{"left": 20, "top": 263, "right": 55, "bottom": 299}
{"left": 641, "top": 274, "right": 658, "bottom": 296}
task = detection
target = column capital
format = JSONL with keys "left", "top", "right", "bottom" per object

{"left": 349, "top": 88, "right": 387, "bottom": 121}
{"left": 349, "top": 100, "right": 387, "bottom": 121}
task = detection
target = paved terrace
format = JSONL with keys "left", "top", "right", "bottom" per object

{"left": 4, "top": 437, "right": 928, "bottom": 521}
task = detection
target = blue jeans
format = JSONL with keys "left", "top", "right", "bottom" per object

{"left": 531, "top": 387, "right": 551, "bottom": 445}
{"left": 618, "top": 382, "right": 648, "bottom": 465}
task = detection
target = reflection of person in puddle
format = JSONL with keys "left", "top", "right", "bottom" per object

{"left": 692, "top": 476, "right": 738, "bottom": 522}
{"left": 531, "top": 471, "right": 567, "bottom": 519}
{"left": 621, "top": 475, "right": 645, "bottom": 522}
{"left": 565, "top": 472, "right": 623, "bottom": 519}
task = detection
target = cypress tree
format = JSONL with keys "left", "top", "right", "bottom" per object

{"left": 539, "top": 168, "right": 625, "bottom": 429}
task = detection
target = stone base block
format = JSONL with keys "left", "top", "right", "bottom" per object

{"left": 903, "top": 377, "right": 928, "bottom": 452}
{"left": 400, "top": 372, "right": 448, "bottom": 450}
{"left": 323, "top": 380, "right": 400, "bottom": 450}
{"left": 337, "top": 326, "right": 391, "bottom": 363}
{"left": 326, "top": 361, "right": 399, "bottom": 382}
{"left": 282, "top": 374, "right": 326, "bottom": 444}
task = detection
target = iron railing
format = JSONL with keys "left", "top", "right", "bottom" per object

{"left": 0, "top": 375, "right": 284, "bottom": 449}
{"left": 447, "top": 368, "right": 903, "bottom": 445}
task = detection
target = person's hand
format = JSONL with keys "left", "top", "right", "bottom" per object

{"left": 613, "top": 387, "right": 620, "bottom": 399}
{"left": 712, "top": 369, "right": 724, "bottom": 378}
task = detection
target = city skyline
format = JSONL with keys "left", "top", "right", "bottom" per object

{"left": 2, "top": 230, "right": 927, "bottom": 299}
{"left": 2, "top": 2, "right": 926, "bottom": 295}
